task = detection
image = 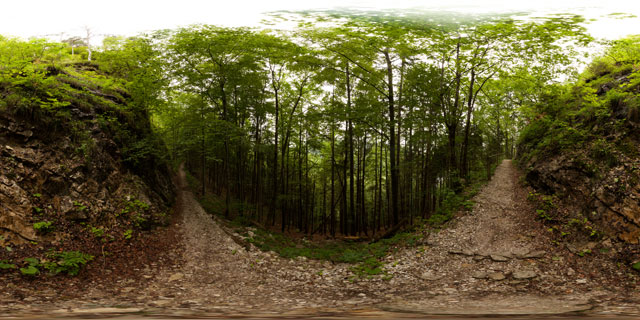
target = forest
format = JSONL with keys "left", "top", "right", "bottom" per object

{"left": 0, "top": 12, "right": 597, "bottom": 238}
{"left": 153, "top": 13, "right": 593, "bottom": 238}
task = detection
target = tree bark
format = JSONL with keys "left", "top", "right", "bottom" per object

{"left": 383, "top": 49, "right": 399, "bottom": 226}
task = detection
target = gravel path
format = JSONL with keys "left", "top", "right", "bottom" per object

{"left": 381, "top": 160, "right": 639, "bottom": 314}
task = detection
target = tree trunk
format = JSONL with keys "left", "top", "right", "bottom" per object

{"left": 383, "top": 49, "right": 399, "bottom": 227}
{"left": 270, "top": 86, "right": 279, "bottom": 226}
{"left": 330, "top": 124, "right": 336, "bottom": 238}
{"left": 461, "top": 68, "right": 476, "bottom": 179}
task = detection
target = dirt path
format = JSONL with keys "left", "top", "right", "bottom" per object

{"left": 381, "top": 160, "right": 639, "bottom": 314}
{"left": 2, "top": 160, "right": 639, "bottom": 318}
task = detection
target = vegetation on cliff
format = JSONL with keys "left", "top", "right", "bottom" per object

{"left": 517, "top": 35, "right": 640, "bottom": 265}
{"left": 0, "top": 35, "right": 175, "bottom": 278}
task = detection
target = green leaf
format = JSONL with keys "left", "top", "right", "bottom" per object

{"left": 24, "top": 257, "right": 40, "bottom": 266}
{"left": 632, "top": 262, "right": 640, "bottom": 271}
{"left": 20, "top": 265, "right": 39, "bottom": 276}
{"left": 0, "top": 260, "right": 16, "bottom": 270}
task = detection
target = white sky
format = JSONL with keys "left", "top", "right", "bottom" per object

{"left": 1, "top": 0, "right": 639, "bottom": 42}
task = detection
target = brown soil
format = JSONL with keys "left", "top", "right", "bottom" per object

{"left": 1, "top": 160, "right": 639, "bottom": 318}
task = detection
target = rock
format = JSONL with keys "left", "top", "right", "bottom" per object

{"left": 443, "top": 288, "right": 457, "bottom": 294}
{"left": 488, "top": 272, "right": 506, "bottom": 281}
{"left": 462, "top": 249, "right": 474, "bottom": 256}
{"left": 421, "top": 272, "right": 443, "bottom": 281}
{"left": 472, "top": 271, "right": 488, "bottom": 279}
{"left": 490, "top": 255, "right": 509, "bottom": 262}
{"left": 521, "top": 250, "right": 545, "bottom": 259}
{"left": 122, "top": 287, "right": 136, "bottom": 293}
{"left": 566, "top": 243, "right": 579, "bottom": 254}
{"left": 511, "top": 248, "right": 529, "bottom": 257}
{"left": 66, "top": 209, "right": 88, "bottom": 221}
{"left": 512, "top": 271, "right": 537, "bottom": 280}
{"left": 168, "top": 273, "right": 184, "bottom": 282}
{"left": 449, "top": 249, "right": 475, "bottom": 256}
{"left": 152, "top": 300, "right": 172, "bottom": 307}
{"left": 71, "top": 308, "right": 142, "bottom": 314}
{"left": 473, "top": 255, "right": 485, "bottom": 261}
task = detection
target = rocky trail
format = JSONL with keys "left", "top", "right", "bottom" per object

{"left": 2, "top": 160, "right": 639, "bottom": 318}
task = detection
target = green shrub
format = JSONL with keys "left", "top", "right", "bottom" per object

{"left": 586, "top": 59, "right": 613, "bottom": 78}
{"left": 0, "top": 260, "right": 16, "bottom": 270}
{"left": 20, "top": 257, "right": 41, "bottom": 276}
{"left": 591, "top": 138, "right": 618, "bottom": 167}
{"left": 350, "top": 257, "right": 385, "bottom": 278}
{"left": 20, "top": 265, "right": 39, "bottom": 276}
{"left": 45, "top": 251, "right": 94, "bottom": 276}
{"left": 90, "top": 226, "right": 104, "bottom": 238}
{"left": 33, "top": 221, "right": 53, "bottom": 234}
{"left": 120, "top": 197, "right": 150, "bottom": 216}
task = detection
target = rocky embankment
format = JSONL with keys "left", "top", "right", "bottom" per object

{"left": 0, "top": 64, "right": 174, "bottom": 269}
{"left": 521, "top": 67, "right": 640, "bottom": 267}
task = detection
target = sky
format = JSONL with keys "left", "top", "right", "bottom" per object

{"left": 1, "top": 0, "right": 639, "bottom": 43}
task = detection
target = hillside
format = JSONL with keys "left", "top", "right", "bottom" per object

{"left": 0, "top": 53, "right": 175, "bottom": 283}
{"left": 518, "top": 36, "right": 640, "bottom": 266}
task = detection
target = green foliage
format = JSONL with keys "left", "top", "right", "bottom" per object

{"left": 73, "top": 200, "right": 88, "bottom": 212}
{"left": 577, "top": 249, "right": 591, "bottom": 257}
{"left": 537, "top": 209, "right": 552, "bottom": 221}
{"left": 591, "top": 138, "right": 618, "bottom": 167}
{"left": 632, "top": 262, "right": 640, "bottom": 271}
{"left": 20, "top": 265, "right": 39, "bottom": 276}
{"left": 13, "top": 251, "right": 93, "bottom": 277}
{"left": 121, "top": 197, "right": 150, "bottom": 215}
{"left": 519, "top": 35, "right": 640, "bottom": 167}
{"left": 20, "top": 257, "right": 41, "bottom": 276}
{"left": 0, "top": 260, "right": 16, "bottom": 270}
{"left": 123, "top": 229, "right": 133, "bottom": 239}
{"left": 44, "top": 251, "right": 94, "bottom": 276}
{"left": 119, "top": 197, "right": 152, "bottom": 229}
{"left": 426, "top": 183, "right": 478, "bottom": 226}
{"left": 350, "top": 257, "right": 386, "bottom": 278}
{"left": 245, "top": 226, "right": 418, "bottom": 264}
{"left": 90, "top": 226, "right": 104, "bottom": 238}
{"left": 33, "top": 221, "right": 54, "bottom": 234}
{"left": 133, "top": 214, "right": 147, "bottom": 229}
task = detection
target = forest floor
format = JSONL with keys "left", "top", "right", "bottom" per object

{"left": 2, "top": 160, "right": 640, "bottom": 318}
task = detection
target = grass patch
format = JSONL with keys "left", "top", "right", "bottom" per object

{"left": 245, "top": 228, "right": 419, "bottom": 264}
